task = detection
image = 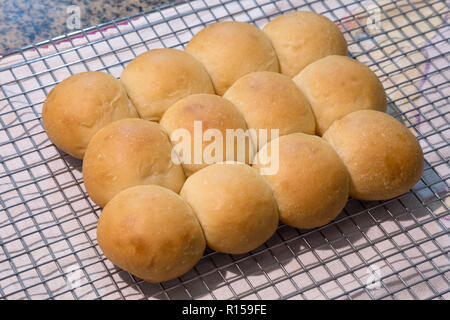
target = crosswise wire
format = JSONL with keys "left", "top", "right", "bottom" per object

{"left": 0, "top": 0, "right": 448, "bottom": 300}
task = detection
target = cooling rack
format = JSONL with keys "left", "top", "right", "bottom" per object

{"left": 0, "top": 0, "right": 448, "bottom": 300}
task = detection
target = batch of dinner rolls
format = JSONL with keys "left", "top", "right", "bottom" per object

{"left": 42, "top": 11, "right": 424, "bottom": 283}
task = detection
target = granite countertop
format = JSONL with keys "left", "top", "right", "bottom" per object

{"left": 0, "top": 0, "right": 177, "bottom": 54}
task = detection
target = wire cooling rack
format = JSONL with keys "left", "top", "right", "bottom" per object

{"left": 0, "top": 0, "right": 448, "bottom": 300}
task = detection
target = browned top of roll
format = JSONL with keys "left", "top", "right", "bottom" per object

{"left": 120, "top": 48, "right": 214, "bottom": 121}
{"left": 42, "top": 71, "right": 138, "bottom": 159}
{"left": 263, "top": 11, "right": 347, "bottom": 77}
{"left": 186, "top": 21, "right": 279, "bottom": 95}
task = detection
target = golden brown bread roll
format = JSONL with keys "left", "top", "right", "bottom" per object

{"left": 180, "top": 162, "right": 279, "bottom": 254}
{"left": 185, "top": 21, "right": 279, "bottom": 95}
{"left": 42, "top": 71, "right": 139, "bottom": 159}
{"left": 97, "top": 185, "right": 205, "bottom": 283}
{"left": 83, "top": 118, "right": 185, "bottom": 207}
{"left": 120, "top": 48, "right": 214, "bottom": 121}
{"left": 160, "top": 94, "right": 252, "bottom": 176}
{"left": 323, "top": 110, "right": 424, "bottom": 200}
{"left": 253, "top": 133, "right": 349, "bottom": 229}
{"left": 293, "top": 55, "right": 387, "bottom": 135}
{"left": 263, "top": 11, "right": 347, "bottom": 77}
{"left": 223, "top": 71, "right": 315, "bottom": 149}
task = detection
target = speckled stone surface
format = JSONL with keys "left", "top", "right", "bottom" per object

{"left": 0, "top": 0, "right": 177, "bottom": 54}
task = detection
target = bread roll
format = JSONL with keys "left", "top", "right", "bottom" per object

{"left": 185, "top": 21, "right": 279, "bottom": 95}
{"left": 83, "top": 118, "right": 185, "bottom": 207}
{"left": 120, "top": 48, "right": 214, "bottom": 121}
{"left": 180, "top": 163, "right": 279, "bottom": 254}
{"left": 42, "top": 71, "right": 138, "bottom": 159}
{"left": 323, "top": 110, "right": 424, "bottom": 201}
{"left": 293, "top": 55, "right": 387, "bottom": 135}
{"left": 223, "top": 71, "right": 315, "bottom": 149}
{"left": 254, "top": 133, "right": 349, "bottom": 229}
{"left": 263, "top": 11, "right": 347, "bottom": 77}
{"left": 160, "top": 94, "right": 251, "bottom": 176}
{"left": 97, "top": 185, "right": 205, "bottom": 283}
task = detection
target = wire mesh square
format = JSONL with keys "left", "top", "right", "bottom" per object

{"left": 0, "top": 0, "right": 448, "bottom": 300}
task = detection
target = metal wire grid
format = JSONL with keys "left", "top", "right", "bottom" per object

{"left": 0, "top": 0, "right": 448, "bottom": 300}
